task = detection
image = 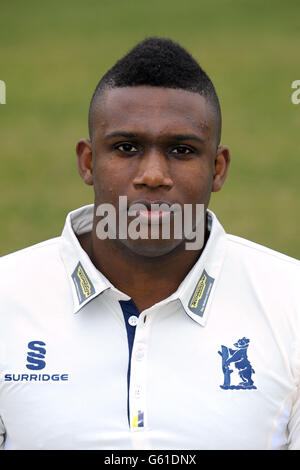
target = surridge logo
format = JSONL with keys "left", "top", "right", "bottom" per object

{"left": 3, "top": 340, "right": 69, "bottom": 382}
{"left": 190, "top": 273, "right": 207, "bottom": 308}
{"left": 77, "top": 265, "right": 92, "bottom": 298}
{"left": 71, "top": 262, "right": 96, "bottom": 304}
{"left": 188, "top": 269, "right": 215, "bottom": 317}
{"left": 26, "top": 341, "right": 46, "bottom": 370}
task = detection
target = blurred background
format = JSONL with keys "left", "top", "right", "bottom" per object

{"left": 0, "top": 0, "right": 299, "bottom": 257}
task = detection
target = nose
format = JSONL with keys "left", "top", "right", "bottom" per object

{"left": 132, "top": 149, "right": 173, "bottom": 190}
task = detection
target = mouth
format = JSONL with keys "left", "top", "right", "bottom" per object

{"left": 127, "top": 199, "right": 181, "bottom": 224}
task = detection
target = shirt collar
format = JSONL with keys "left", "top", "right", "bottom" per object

{"left": 140, "top": 209, "right": 227, "bottom": 326}
{"left": 173, "top": 210, "right": 227, "bottom": 326}
{"left": 59, "top": 204, "right": 227, "bottom": 323}
{"left": 59, "top": 204, "right": 130, "bottom": 314}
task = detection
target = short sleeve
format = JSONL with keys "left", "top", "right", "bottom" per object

{"left": 288, "top": 385, "right": 300, "bottom": 449}
{"left": 0, "top": 415, "right": 6, "bottom": 450}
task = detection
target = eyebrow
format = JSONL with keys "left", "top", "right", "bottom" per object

{"left": 171, "top": 134, "right": 205, "bottom": 144}
{"left": 104, "top": 131, "right": 205, "bottom": 144}
{"left": 104, "top": 131, "right": 137, "bottom": 141}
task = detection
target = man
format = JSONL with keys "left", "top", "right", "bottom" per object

{"left": 0, "top": 37, "right": 299, "bottom": 450}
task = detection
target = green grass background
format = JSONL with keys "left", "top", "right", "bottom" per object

{"left": 0, "top": 0, "right": 299, "bottom": 258}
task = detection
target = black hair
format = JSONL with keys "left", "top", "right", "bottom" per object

{"left": 88, "top": 37, "right": 221, "bottom": 144}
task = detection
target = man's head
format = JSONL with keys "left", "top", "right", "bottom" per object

{"left": 88, "top": 37, "right": 222, "bottom": 147}
{"left": 76, "top": 37, "right": 230, "bottom": 257}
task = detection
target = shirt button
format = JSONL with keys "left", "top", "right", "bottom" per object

{"left": 128, "top": 315, "right": 138, "bottom": 326}
{"left": 135, "top": 348, "right": 145, "bottom": 361}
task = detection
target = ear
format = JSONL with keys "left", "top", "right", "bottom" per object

{"left": 212, "top": 145, "right": 231, "bottom": 192}
{"left": 76, "top": 138, "right": 93, "bottom": 186}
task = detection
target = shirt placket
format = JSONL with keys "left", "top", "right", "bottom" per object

{"left": 119, "top": 300, "right": 150, "bottom": 431}
{"left": 129, "top": 311, "right": 150, "bottom": 431}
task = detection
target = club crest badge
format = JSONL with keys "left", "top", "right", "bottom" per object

{"left": 218, "top": 337, "right": 257, "bottom": 390}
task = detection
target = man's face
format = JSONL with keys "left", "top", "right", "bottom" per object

{"left": 77, "top": 86, "right": 230, "bottom": 257}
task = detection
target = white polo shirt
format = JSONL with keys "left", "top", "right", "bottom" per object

{"left": 0, "top": 204, "right": 299, "bottom": 450}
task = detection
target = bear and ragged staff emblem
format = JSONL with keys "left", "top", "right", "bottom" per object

{"left": 218, "top": 337, "right": 257, "bottom": 390}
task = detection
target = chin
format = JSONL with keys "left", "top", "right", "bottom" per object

{"left": 119, "top": 237, "right": 185, "bottom": 259}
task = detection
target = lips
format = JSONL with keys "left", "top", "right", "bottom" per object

{"left": 127, "top": 199, "right": 181, "bottom": 224}
{"left": 135, "top": 209, "right": 169, "bottom": 224}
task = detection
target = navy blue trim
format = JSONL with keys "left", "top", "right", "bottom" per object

{"left": 119, "top": 299, "right": 140, "bottom": 426}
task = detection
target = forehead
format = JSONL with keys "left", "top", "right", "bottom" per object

{"left": 92, "top": 86, "right": 216, "bottom": 142}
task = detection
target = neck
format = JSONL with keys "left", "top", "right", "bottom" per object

{"left": 78, "top": 222, "right": 209, "bottom": 313}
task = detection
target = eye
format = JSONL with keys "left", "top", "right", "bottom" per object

{"left": 115, "top": 143, "right": 138, "bottom": 154}
{"left": 170, "top": 146, "right": 194, "bottom": 156}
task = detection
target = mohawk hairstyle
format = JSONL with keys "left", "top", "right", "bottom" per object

{"left": 88, "top": 37, "right": 222, "bottom": 145}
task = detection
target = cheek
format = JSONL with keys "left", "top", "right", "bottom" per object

{"left": 174, "top": 162, "right": 214, "bottom": 203}
{"left": 92, "top": 161, "right": 115, "bottom": 202}
{"left": 92, "top": 156, "right": 133, "bottom": 203}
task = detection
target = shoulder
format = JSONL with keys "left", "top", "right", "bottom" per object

{"left": 0, "top": 237, "right": 61, "bottom": 264}
{"left": 224, "top": 233, "right": 300, "bottom": 286}
{"left": 226, "top": 233, "right": 299, "bottom": 265}
{"left": 0, "top": 237, "right": 63, "bottom": 289}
